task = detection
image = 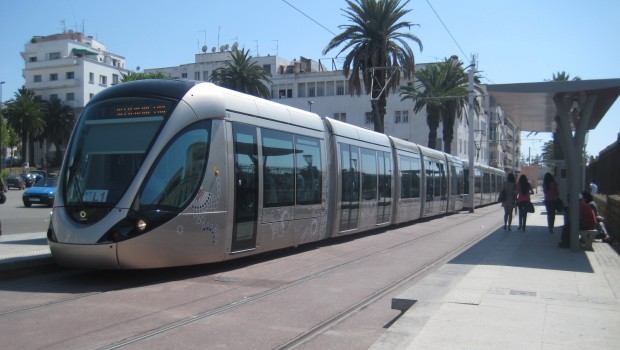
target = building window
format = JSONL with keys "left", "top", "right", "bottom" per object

{"left": 181, "top": 72, "right": 188, "bottom": 78}
{"left": 336, "top": 81, "right": 345, "bottom": 95}
{"left": 112, "top": 74, "right": 119, "bottom": 85}
{"left": 316, "top": 82, "right": 325, "bottom": 96}
{"left": 394, "top": 110, "right": 409, "bottom": 124}
{"left": 89, "top": 93, "right": 94, "bottom": 100}
{"left": 99, "top": 75, "right": 107, "bottom": 86}
{"left": 326, "top": 81, "right": 334, "bottom": 96}
{"left": 34, "top": 75, "right": 42, "bottom": 83}
{"left": 194, "top": 71, "right": 200, "bottom": 80}
{"left": 297, "top": 83, "right": 306, "bottom": 98}
{"left": 66, "top": 93, "right": 75, "bottom": 101}
{"left": 29, "top": 57, "right": 37, "bottom": 62}
{"left": 365, "top": 112, "right": 373, "bottom": 124}
{"left": 262, "top": 64, "right": 271, "bottom": 76}
{"left": 203, "top": 71, "right": 208, "bottom": 81}
{"left": 334, "top": 112, "right": 346, "bottom": 122}
{"left": 89, "top": 72, "right": 94, "bottom": 84}
{"left": 50, "top": 73, "right": 58, "bottom": 81}
{"left": 49, "top": 52, "right": 61, "bottom": 60}
{"left": 278, "top": 89, "right": 292, "bottom": 98}
{"left": 66, "top": 72, "right": 75, "bottom": 79}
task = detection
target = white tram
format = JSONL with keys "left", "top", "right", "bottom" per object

{"left": 48, "top": 80, "right": 500, "bottom": 269}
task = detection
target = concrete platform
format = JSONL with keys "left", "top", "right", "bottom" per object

{"left": 371, "top": 196, "right": 620, "bottom": 349}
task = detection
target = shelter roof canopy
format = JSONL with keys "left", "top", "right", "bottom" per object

{"left": 487, "top": 79, "right": 620, "bottom": 132}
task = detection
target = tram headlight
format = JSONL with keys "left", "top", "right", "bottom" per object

{"left": 98, "top": 210, "right": 176, "bottom": 243}
{"left": 136, "top": 219, "right": 147, "bottom": 231}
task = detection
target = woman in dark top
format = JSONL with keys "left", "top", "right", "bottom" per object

{"left": 543, "top": 172, "right": 560, "bottom": 233}
{"left": 516, "top": 174, "right": 533, "bottom": 231}
{"left": 501, "top": 173, "right": 517, "bottom": 231}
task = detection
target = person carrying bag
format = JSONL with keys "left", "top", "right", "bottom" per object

{"left": 516, "top": 174, "right": 534, "bottom": 231}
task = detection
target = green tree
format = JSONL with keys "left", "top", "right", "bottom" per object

{"left": 4, "top": 87, "right": 45, "bottom": 165}
{"left": 323, "top": 0, "right": 422, "bottom": 133}
{"left": 545, "top": 71, "right": 581, "bottom": 82}
{"left": 120, "top": 71, "right": 168, "bottom": 83}
{"left": 209, "top": 48, "right": 272, "bottom": 99}
{"left": 437, "top": 57, "right": 476, "bottom": 154}
{"left": 400, "top": 57, "right": 478, "bottom": 151}
{"left": 400, "top": 62, "right": 442, "bottom": 149}
{"left": 43, "top": 97, "right": 75, "bottom": 167}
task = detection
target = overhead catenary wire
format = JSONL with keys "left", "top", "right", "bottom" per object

{"left": 281, "top": 0, "right": 337, "bottom": 36}
{"left": 425, "top": 0, "right": 469, "bottom": 65}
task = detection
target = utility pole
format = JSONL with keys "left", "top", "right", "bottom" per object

{"left": 467, "top": 57, "right": 476, "bottom": 212}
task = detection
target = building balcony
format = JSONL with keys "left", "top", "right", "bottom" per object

{"left": 25, "top": 78, "right": 80, "bottom": 90}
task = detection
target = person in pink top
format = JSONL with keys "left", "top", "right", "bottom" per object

{"left": 516, "top": 174, "right": 533, "bottom": 231}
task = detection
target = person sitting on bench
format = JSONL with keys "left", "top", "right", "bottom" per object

{"left": 558, "top": 193, "right": 596, "bottom": 248}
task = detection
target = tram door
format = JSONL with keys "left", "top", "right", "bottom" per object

{"left": 231, "top": 123, "right": 259, "bottom": 252}
{"left": 340, "top": 144, "right": 360, "bottom": 231}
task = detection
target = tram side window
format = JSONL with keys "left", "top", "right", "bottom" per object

{"left": 437, "top": 162, "right": 446, "bottom": 198}
{"left": 483, "top": 172, "right": 491, "bottom": 193}
{"left": 400, "top": 155, "right": 420, "bottom": 199}
{"left": 262, "top": 129, "right": 295, "bottom": 207}
{"left": 426, "top": 161, "right": 434, "bottom": 200}
{"left": 295, "top": 136, "right": 322, "bottom": 205}
{"left": 361, "top": 148, "right": 377, "bottom": 200}
{"left": 378, "top": 151, "right": 392, "bottom": 201}
{"left": 139, "top": 121, "right": 210, "bottom": 211}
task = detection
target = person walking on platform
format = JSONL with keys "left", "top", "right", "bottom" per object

{"left": 589, "top": 179, "right": 598, "bottom": 194}
{"left": 516, "top": 174, "right": 533, "bottom": 231}
{"left": 0, "top": 176, "right": 6, "bottom": 236}
{"left": 501, "top": 173, "right": 517, "bottom": 231}
{"left": 543, "top": 172, "right": 560, "bottom": 234}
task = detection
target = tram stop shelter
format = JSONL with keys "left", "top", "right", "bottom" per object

{"left": 487, "top": 78, "right": 620, "bottom": 251}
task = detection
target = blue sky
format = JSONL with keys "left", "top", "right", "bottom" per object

{"left": 1, "top": 0, "right": 618, "bottom": 157}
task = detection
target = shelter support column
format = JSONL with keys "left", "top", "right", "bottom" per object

{"left": 553, "top": 94, "right": 597, "bottom": 251}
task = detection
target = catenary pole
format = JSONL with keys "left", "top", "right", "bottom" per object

{"left": 467, "top": 57, "right": 476, "bottom": 212}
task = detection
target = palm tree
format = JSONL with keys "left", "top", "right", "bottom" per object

{"left": 401, "top": 57, "right": 478, "bottom": 152}
{"left": 43, "top": 97, "right": 75, "bottom": 167}
{"left": 439, "top": 57, "right": 478, "bottom": 154}
{"left": 400, "top": 63, "right": 443, "bottom": 149}
{"left": 545, "top": 71, "right": 581, "bottom": 82}
{"left": 4, "top": 87, "right": 45, "bottom": 166}
{"left": 209, "top": 48, "right": 272, "bottom": 99}
{"left": 323, "top": 0, "right": 422, "bottom": 133}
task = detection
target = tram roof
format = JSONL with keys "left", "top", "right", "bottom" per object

{"left": 486, "top": 78, "right": 620, "bottom": 132}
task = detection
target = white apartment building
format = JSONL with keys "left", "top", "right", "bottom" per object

{"left": 19, "top": 31, "right": 129, "bottom": 166}
{"left": 146, "top": 49, "right": 520, "bottom": 170}
{"left": 21, "top": 31, "right": 129, "bottom": 111}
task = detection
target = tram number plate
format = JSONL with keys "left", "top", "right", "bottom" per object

{"left": 83, "top": 190, "right": 109, "bottom": 203}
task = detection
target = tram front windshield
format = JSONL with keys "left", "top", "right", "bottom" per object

{"left": 63, "top": 98, "right": 173, "bottom": 207}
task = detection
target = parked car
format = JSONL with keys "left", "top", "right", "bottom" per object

{"left": 5, "top": 174, "right": 26, "bottom": 190}
{"left": 27, "top": 170, "right": 47, "bottom": 183}
{"left": 22, "top": 177, "right": 59, "bottom": 207}
{"left": 19, "top": 173, "right": 36, "bottom": 187}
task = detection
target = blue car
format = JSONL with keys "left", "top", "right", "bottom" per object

{"left": 22, "top": 177, "right": 59, "bottom": 207}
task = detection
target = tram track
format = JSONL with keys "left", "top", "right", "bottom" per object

{"left": 0, "top": 206, "right": 500, "bottom": 349}
{"left": 94, "top": 210, "right": 496, "bottom": 350}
